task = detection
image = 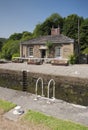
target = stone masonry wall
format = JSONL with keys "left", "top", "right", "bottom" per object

{"left": 0, "top": 69, "right": 88, "bottom": 106}
{"left": 62, "top": 43, "right": 74, "bottom": 59}
{"left": 20, "top": 43, "right": 74, "bottom": 59}
{"left": 33, "top": 45, "right": 41, "bottom": 58}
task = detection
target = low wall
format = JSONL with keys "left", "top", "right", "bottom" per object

{"left": 0, "top": 68, "right": 88, "bottom": 106}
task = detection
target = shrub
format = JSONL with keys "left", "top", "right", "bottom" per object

{"left": 68, "top": 54, "right": 77, "bottom": 64}
{"left": 12, "top": 53, "right": 20, "bottom": 60}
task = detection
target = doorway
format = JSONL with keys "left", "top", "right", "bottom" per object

{"left": 41, "top": 49, "right": 46, "bottom": 58}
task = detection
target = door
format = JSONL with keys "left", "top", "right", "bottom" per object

{"left": 41, "top": 49, "right": 46, "bottom": 58}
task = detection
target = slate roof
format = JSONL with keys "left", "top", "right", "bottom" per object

{"left": 21, "top": 34, "right": 74, "bottom": 45}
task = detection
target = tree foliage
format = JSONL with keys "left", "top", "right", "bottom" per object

{"left": 0, "top": 38, "right": 7, "bottom": 51}
{"left": 80, "top": 18, "right": 88, "bottom": 52}
{"left": 0, "top": 31, "right": 33, "bottom": 60}
{"left": 83, "top": 48, "right": 88, "bottom": 54}
{"left": 62, "top": 14, "right": 84, "bottom": 39}
{"left": 1, "top": 40, "right": 20, "bottom": 59}
{"left": 21, "top": 31, "right": 33, "bottom": 41}
{"left": 33, "top": 13, "right": 63, "bottom": 37}
{"left": 9, "top": 33, "right": 22, "bottom": 40}
{"left": 0, "top": 41, "right": 3, "bottom": 51}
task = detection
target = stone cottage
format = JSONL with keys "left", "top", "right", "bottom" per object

{"left": 20, "top": 27, "right": 74, "bottom": 61}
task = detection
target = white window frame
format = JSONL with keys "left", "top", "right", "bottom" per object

{"left": 28, "top": 47, "right": 33, "bottom": 57}
{"left": 55, "top": 46, "right": 62, "bottom": 58}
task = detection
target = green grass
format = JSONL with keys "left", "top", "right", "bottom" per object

{"left": 23, "top": 110, "right": 88, "bottom": 130}
{"left": 0, "top": 99, "right": 88, "bottom": 130}
{"left": 0, "top": 99, "right": 16, "bottom": 112}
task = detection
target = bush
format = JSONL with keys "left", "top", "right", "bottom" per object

{"left": 12, "top": 53, "right": 20, "bottom": 60}
{"left": 68, "top": 54, "right": 77, "bottom": 64}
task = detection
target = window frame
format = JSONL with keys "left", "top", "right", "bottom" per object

{"left": 28, "top": 47, "right": 33, "bottom": 57}
{"left": 55, "top": 46, "right": 62, "bottom": 58}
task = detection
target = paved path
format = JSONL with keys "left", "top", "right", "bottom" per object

{"left": 0, "top": 87, "right": 88, "bottom": 127}
{"left": 0, "top": 62, "right": 88, "bottom": 79}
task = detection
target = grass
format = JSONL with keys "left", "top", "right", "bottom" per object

{"left": 0, "top": 99, "right": 88, "bottom": 130}
{"left": 0, "top": 99, "right": 16, "bottom": 112}
{"left": 23, "top": 110, "right": 88, "bottom": 130}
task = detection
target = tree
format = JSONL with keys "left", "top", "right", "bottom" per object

{"left": 0, "top": 31, "right": 34, "bottom": 59}
{"left": 0, "top": 41, "right": 3, "bottom": 51}
{"left": 62, "top": 14, "right": 84, "bottom": 61}
{"left": 21, "top": 31, "right": 33, "bottom": 41}
{"left": 33, "top": 13, "right": 63, "bottom": 37}
{"left": 1, "top": 33, "right": 21, "bottom": 59}
{"left": 33, "top": 23, "right": 43, "bottom": 37}
{"left": 80, "top": 18, "right": 88, "bottom": 52}
{"left": 1, "top": 40, "right": 20, "bottom": 59}
{"left": 0, "top": 38, "right": 7, "bottom": 51}
{"left": 9, "top": 33, "right": 22, "bottom": 40}
{"left": 62, "top": 14, "right": 84, "bottom": 39}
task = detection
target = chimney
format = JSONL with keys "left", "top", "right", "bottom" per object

{"left": 51, "top": 26, "right": 60, "bottom": 35}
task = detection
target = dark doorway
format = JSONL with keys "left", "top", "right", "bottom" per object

{"left": 41, "top": 49, "right": 46, "bottom": 58}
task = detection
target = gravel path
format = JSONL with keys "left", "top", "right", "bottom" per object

{"left": 0, "top": 62, "right": 88, "bottom": 79}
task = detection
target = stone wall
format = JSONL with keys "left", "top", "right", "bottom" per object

{"left": 27, "top": 72, "right": 88, "bottom": 106}
{"left": 20, "top": 43, "right": 74, "bottom": 59}
{"left": 0, "top": 69, "right": 22, "bottom": 90}
{"left": 0, "top": 69, "right": 88, "bottom": 106}
{"left": 21, "top": 45, "right": 42, "bottom": 58}
{"left": 33, "top": 45, "right": 41, "bottom": 58}
{"left": 62, "top": 43, "right": 74, "bottom": 59}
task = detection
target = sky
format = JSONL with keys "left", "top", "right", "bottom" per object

{"left": 0, "top": 0, "right": 88, "bottom": 38}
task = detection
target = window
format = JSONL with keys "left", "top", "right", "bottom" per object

{"left": 28, "top": 47, "right": 33, "bottom": 57}
{"left": 55, "top": 46, "right": 61, "bottom": 58}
